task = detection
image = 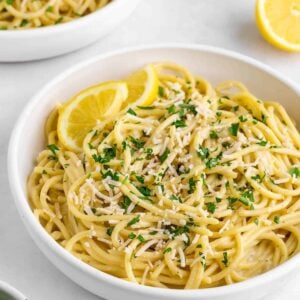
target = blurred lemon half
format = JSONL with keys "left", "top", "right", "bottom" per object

{"left": 256, "top": 0, "right": 300, "bottom": 52}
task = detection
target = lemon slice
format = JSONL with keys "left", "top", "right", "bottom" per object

{"left": 58, "top": 81, "right": 128, "bottom": 152}
{"left": 123, "top": 64, "right": 159, "bottom": 108}
{"left": 256, "top": 0, "right": 300, "bottom": 52}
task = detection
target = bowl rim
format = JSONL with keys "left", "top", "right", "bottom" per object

{"left": 8, "top": 43, "right": 300, "bottom": 298}
{"left": 0, "top": 280, "right": 27, "bottom": 300}
{"left": 0, "top": 0, "right": 138, "bottom": 37}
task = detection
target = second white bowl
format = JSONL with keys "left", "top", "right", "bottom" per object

{"left": 0, "top": 0, "right": 140, "bottom": 62}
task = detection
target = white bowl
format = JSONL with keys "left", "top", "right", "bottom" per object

{"left": 0, "top": 281, "right": 27, "bottom": 300}
{"left": 0, "top": 0, "right": 140, "bottom": 62}
{"left": 8, "top": 44, "right": 300, "bottom": 300}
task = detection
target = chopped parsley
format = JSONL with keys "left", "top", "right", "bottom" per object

{"left": 239, "top": 115, "right": 247, "bottom": 122}
{"left": 274, "top": 216, "right": 280, "bottom": 224}
{"left": 46, "top": 6, "right": 53, "bottom": 12}
{"left": 216, "top": 197, "right": 222, "bottom": 203}
{"left": 145, "top": 148, "right": 154, "bottom": 159}
{"left": 188, "top": 178, "right": 197, "bottom": 194}
{"left": 55, "top": 17, "right": 63, "bottom": 24}
{"left": 47, "top": 144, "right": 59, "bottom": 156}
{"left": 149, "top": 231, "right": 158, "bottom": 235}
{"left": 127, "top": 108, "right": 136, "bottom": 116}
{"left": 222, "top": 141, "right": 231, "bottom": 149}
{"left": 227, "top": 197, "right": 238, "bottom": 208}
{"left": 254, "top": 218, "right": 259, "bottom": 225}
{"left": 159, "top": 148, "right": 170, "bottom": 163}
{"left": 92, "top": 145, "right": 117, "bottom": 163}
{"left": 20, "top": 19, "right": 29, "bottom": 27}
{"left": 122, "top": 140, "right": 127, "bottom": 151}
{"left": 121, "top": 196, "right": 132, "bottom": 213}
{"left": 106, "top": 227, "right": 113, "bottom": 236}
{"left": 128, "top": 232, "right": 136, "bottom": 239}
{"left": 222, "top": 251, "right": 229, "bottom": 267}
{"left": 197, "top": 146, "right": 209, "bottom": 160}
{"left": 239, "top": 190, "right": 254, "bottom": 206}
{"left": 228, "top": 122, "right": 240, "bottom": 137}
{"left": 135, "top": 175, "right": 145, "bottom": 184}
{"left": 233, "top": 105, "right": 239, "bottom": 112}
{"left": 129, "top": 136, "right": 145, "bottom": 149}
{"left": 6, "top": 0, "right": 14, "bottom": 4}
{"left": 137, "top": 186, "right": 151, "bottom": 197}
{"left": 209, "top": 130, "right": 219, "bottom": 139}
{"left": 261, "top": 113, "right": 267, "bottom": 124}
{"left": 257, "top": 139, "right": 267, "bottom": 146}
{"left": 163, "top": 247, "right": 172, "bottom": 254}
{"left": 205, "top": 157, "right": 219, "bottom": 169}
{"left": 88, "top": 143, "right": 95, "bottom": 149}
{"left": 179, "top": 102, "right": 197, "bottom": 115}
{"left": 137, "top": 106, "right": 154, "bottom": 110}
{"left": 167, "top": 105, "right": 176, "bottom": 114}
{"left": 170, "top": 194, "right": 182, "bottom": 203}
{"left": 206, "top": 202, "right": 216, "bottom": 214}
{"left": 137, "top": 234, "right": 146, "bottom": 243}
{"left": 158, "top": 86, "right": 164, "bottom": 97}
{"left": 251, "top": 174, "right": 262, "bottom": 182}
{"left": 289, "top": 167, "right": 300, "bottom": 178}
{"left": 173, "top": 119, "right": 187, "bottom": 128}
{"left": 168, "top": 225, "right": 190, "bottom": 237}
{"left": 102, "top": 170, "right": 119, "bottom": 181}
{"left": 127, "top": 216, "right": 140, "bottom": 226}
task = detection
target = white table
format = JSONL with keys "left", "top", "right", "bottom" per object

{"left": 0, "top": 0, "right": 299, "bottom": 299}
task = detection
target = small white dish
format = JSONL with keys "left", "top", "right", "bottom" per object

{"left": 8, "top": 44, "right": 300, "bottom": 300}
{"left": 0, "top": 0, "right": 140, "bottom": 62}
{"left": 0, "top": 281, "right": 27, "bottom": 300}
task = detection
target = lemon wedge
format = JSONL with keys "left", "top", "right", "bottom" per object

{"left": 58, "top": 81, "right": 128, "bottom": 152}
{"left": 256, "top": 0, "right": 300, "bottom": 52}
{"left": 123, "top": 64, "right": 159, "bottom": 108}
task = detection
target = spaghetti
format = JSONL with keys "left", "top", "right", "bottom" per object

{"left": 0, "top": 0, "right": 110, "bottom": 30}
{"left": 28, "top": 62, "right": 300, "bottom": 289}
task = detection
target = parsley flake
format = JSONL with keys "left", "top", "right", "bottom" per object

{"left": 127, "top": 216, "right": 140, "bottom": 226}
{"left": 159, "top": 148, "right": 170, "bottom": 163}
{"left": 228, "top": 122, "right": 240, "bottom": 137}
{"left": 127, "top": 108, "right": 136, "bottom": 116}
{"left": 163, "top": 247, "right": 172, "bottom": 254}
{"left": 173, "top": 119, "right": 186, "bottom": 128}
{"left": 289, "top": 167, "right": 300, "bottom": 178}
{"left": 106, "top": 227, "right": 113, "bottom": 236}
{"left": 222, "top": 251, "right": 229, "bottom": 267}
{"left": 121, "top": 196, "right": 132, "bottom": 213}
{"left": 197, "top": 146, "right": 209, "bottom": 160}
{"left": 137, "top": 234, "right": 146, "bottom": 243}
{"left": 206, "top": 202, "right": 216, "bottom": 214}
{"left": 274, "top": 216, "right": 280, "bottom": 224}
{"left": 137, "top": 186, "right": 151, "bottom": 197}
{"left": 158, "top": 86, "right": 164, "bottom": 97}
{"left": 47, "top": 144, "right": 59, "bottom": 156}
{"left": 209, "top": 130, "right": 219, "bottom": 139}
{"left": 128, "top": 232, "right": 136, "bottom": 239}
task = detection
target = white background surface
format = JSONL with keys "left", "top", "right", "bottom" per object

{"left": 0, "top": 0, "right": 300, "bottom": 299}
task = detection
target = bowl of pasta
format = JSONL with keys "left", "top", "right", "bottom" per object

{"left": 0, "top": 0, "right": 140, "bottom": 62}
{"left": 8, "top": 44, "right": 300, "bottom": 300}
